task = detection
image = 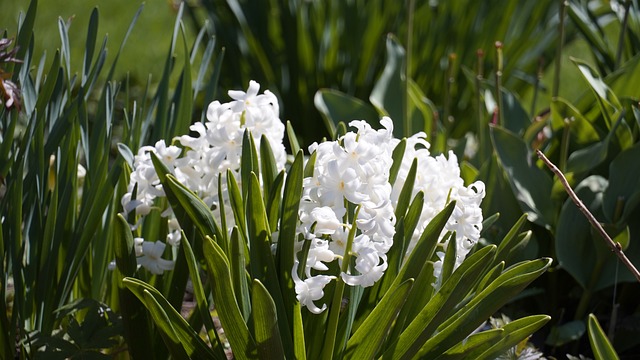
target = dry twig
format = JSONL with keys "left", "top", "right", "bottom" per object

{"left": 535, "top": 149, "right": 640, "bottom": 283}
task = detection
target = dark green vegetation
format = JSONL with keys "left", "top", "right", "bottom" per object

{"left": 1, "top": 0, "right": 639, "bottom": 358}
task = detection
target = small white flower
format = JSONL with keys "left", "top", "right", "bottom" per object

{"left": 292, "top": 261, "right": 335, "bottom": 314}
{"left": 137, "top": 241, "right": 175, "bottom": 275}
{"left": 309, "top": 206, "right": 342, "bottom": 235}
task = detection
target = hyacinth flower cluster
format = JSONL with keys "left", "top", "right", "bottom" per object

{"left": 121, "top": 80, "right": 485, "bottom": 315}
{"left": 294, "top": 118, "right": 486, "bottom": 313}
{"left": 121, "top": 81, "right": 286, "bottom": 274}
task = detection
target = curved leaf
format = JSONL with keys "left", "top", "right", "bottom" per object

{"left": 345, "top": 279, "right": 414, "bottom": 359}
{"left": 252, "top": 279, "right": 285, "bottom": 359}
{"left": 203, "top": 236, "right": 256, "bottom": 359}
{"left": 490, "top": 125, "right": 555, "bottom": 228}
{"left": 588, "top": 314, "right": 620, "bottom": 360}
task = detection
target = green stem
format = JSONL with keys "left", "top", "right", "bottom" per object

{"left": 405, "top": 0, "right": 416, "bottom": 137}
{"left": 494, "top": 42, "right": 503, "bottom": 126}
{"left": 559, "top": 118, "right": 571, "bottom": 172}
{"left": 321, "top": 205, "right": 361, "bottom": 360}
{"left": 553, "top": 0, "right": 567, "bottom": 98}
{"left": 574, "top": 259, "right": 604, "bottom": 321}
{"left": 615, "top": 0, "right": 631, "bottom": 68}
{"left": 530, "top": 57, "right": 544, "bottom": 120}
{"left": 444, "top": 53, "right": 456, "bottom": 128}
{"left": 476, "top": 49, "right": 485, "bottom": 163}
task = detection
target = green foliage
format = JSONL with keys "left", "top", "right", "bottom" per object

{"left": 3, "top": 0, "right": 640, "bottom": 358}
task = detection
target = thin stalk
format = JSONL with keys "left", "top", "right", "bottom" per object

{"left": 321, "top": 206, "right": 361, "bottom": 360}
{"left": 443, "top": 53, "right": 456, "bottom": 128}
{"left": 476, "top": 49, "right": 485, "bottom": 163}
{"left": 559, "top": 118, "right": 571, "bottom": 172}
{"left": 615, "top": 0, "right": 632, "bottom": 68}
{"left": 494, "top": 42, "right": 504, "bottom": 126}
{"left": 405, "top": 0, "right": 416, "bottom": 137}
{"left": 537, "top": 149, "right": 640, "bottom": 283}
{"left": 530, "top": 57, "right": 544, "bottom": 120}
{"left": 553, "top": 0, "right": 567, "bottom": 98}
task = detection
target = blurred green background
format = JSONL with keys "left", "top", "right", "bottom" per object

{"left": 0, "top": 0, "right": 183, "bottom": 82}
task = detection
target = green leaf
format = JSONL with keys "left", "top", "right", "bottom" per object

{"left": 603, "top": 143, "right": 640, "bottom": 224}
{"left": 546, "top": 320, "right": 586, "bottom": 347}
{"left": 383, "top": 245, "right": 497, "bottom": 359}
{"left": 164, "top": 174, "right": 219, "bottom": 240}
{"left": 247, "top": 173, "right": 294, "bottom": 357}
{"left": 344, "top": 279, "right": 414, "bottom": 359}
{"left": 292, "top": 303, "right": 306, "bottom": 360}
{"left": 571, "top": 57, "right": 621, "bottom": 129}
{"left": 555, "top": 175, "right": 638, "bottom": 289}
{"left": 202, "top": 236, "right": 256, "bottom": 358}
{"left": 314, "top": 89, "right": 379, "bottom": 136}
{"left": 251, "top": 280, "right": 285, "bottom": 359}
{"left": 494, "top": 213, "right": 530, "bottom": 266}
{"left": 370, "top": 34, "right": 407, "bottom": 138}
{"left": 230, "top": 227, "right": 251, "bottom": 321}
{"left": 113, "top": 214, "right": 137, "bottom": 277}
{"left": 490, "top": 125, "right": 555, "bottom": 228}
{"left": 414, "top": 258, "right": 552, "bottom": 359}
{"left": 435, "top": 329, "right": 504, "bottom": 360}
{"left": 550, "top": 97, "right": 600, "bottom": 145}
{"left": 588, "top": 314, "right": 620, "bottom": 360}
{"left": 286, "top": 121, "right": 301, "bottom": 155}
{"left": 140, "top": 289, "right": 190, "bottom": 360}
{"left": 181, "top": 234, "right": 226, "bottom": 358}
{"left": 389, "top": 138, "right": 407, "bottom": 187}
{"left": 123, "top": 278, "right": 217, "bottom": 359}
{"left": 276, "top": 151, "right": 304, "bottom": 313}
{"left": 476, "top": 315, "right": 550, "bottom": 360}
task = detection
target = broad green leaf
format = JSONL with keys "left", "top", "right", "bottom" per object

{"left": 259, "top": 135, "right": 278, "bottom": 204}
{"left": 588, "top": 314, "right": 620, "bottom": 360}
{"left": 227, "top": 168, "right": 247, "bottom": 242}
{"left": 494, "top": 213, "right": 529, "bottom": 266}
{"left": 344, "top": 279, "right": 414, "bottom": 359}
{"left": 476, "top": 315, "right": 550, "bottom": 360}
{"left": 567, "top": 5, "right": 615, "bottom": 71}
{"left": 82, "top": 7, "right": 99, "bottom": 84}
{"left": 276, "top": 151, "right": 304, "bottom": 313}
{"left": 370, "top": 34, "right": 407, "bottom": 138}
{"left": 394, "top": 158, "right": 417, "bottom": 219}
{"left": 490, "top": 125, "right": 555, "bottom": 228}
{"left": 113, "top": 214, "right": 137, "bottom": 278}
{"left": 230, "top": 227, "right": 251, "bottom": 321}
{"left": 415, "top": 258, "right": 552, "bottom": 359}
{"left": 392, "top": 202, "right": 456, "bottom": 288}
{"left": 286, "top": 121, "right": 301, "bottom": 155}
{"left": 181, "top": 234, "right": 226, "bottom": 358}
{"left": 602, "top": 143, "right": 640, "bottom": 224}
{"left": 500, "top": 87, "right": 531, "bottom": 135}
{"left": 123, "top": 278, "right": 217, "bottom": 359}
{"left": 434, "top": 329, "right": 504, "bottom": 360}
{"left": 314, "top": 89, "right": 379, "bottom": 136}
{"left": 293, "top": 303, "right": 306, "bottom": 360}
{"left": 252, "top": 280, "right": 285, "bottom": 359}
{"left": 556, "top": 175, "right": 639, "bottom": 289}
{"left": 439, "top": 232, "right": 457, "bottom": 286}
{"left": 571, "top": 57, "right": 621, "bottom": 129}
{"left": 550, "top": 97, "right": 600, "bottom": 145}
{"left": 383, "top": 245, "right": 497, "bottom": 359}
{"left": 546, "top": 320, "right": 586, "bottom": 347}
{"left": 202, "top": 236, "right": 256, "bottom": 359}
{"left": 389, "top": 139, "right": 407, "bottom": 186}
{"left": 140, "top": 290, "right": 190, "bottom": 360}
{"left": 407, "top": 79, "right": 435, "bottom": 138}
{"left": 164, "top": 174, "right": 219, "bottom": 240}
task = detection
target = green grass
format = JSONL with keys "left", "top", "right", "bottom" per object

{"left": 0, "top": 0, "right": 185, "bottom": 82}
